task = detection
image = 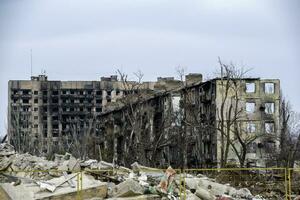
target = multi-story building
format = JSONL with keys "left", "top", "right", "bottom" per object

{"left": 7, "top": 74, "right": 280, "bottom": 168}
{"left": 182, "top": 78, "right": 280, "bottom": 167}
{"left": 7, "top": 75, "right": 156, "bottom": 155}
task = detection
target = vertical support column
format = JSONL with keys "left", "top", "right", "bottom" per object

{"left": 76, "top": 173, "right": 80, "bottom": 200}
{"left": 288, "top": 168, "right": 291, "bottom": 200}
{"left": 80, "top": 171, "right": 83, "bottom": 200}
{"left": 47, "top": 87, "right": 52, "bottom": 154}
{"left": 58, "top": 86, "right": 62, "bottom": 152}
{"left": 113, "top": 124, "right": 118, "bottom": 166}
{"left": 285, "top": 168, "right": 288, "bottom": 200}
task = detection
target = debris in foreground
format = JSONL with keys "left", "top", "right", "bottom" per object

{"left": 0, "top": 143, "right": 280, "bottom": 199}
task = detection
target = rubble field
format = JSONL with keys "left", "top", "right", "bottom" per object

{"left": 0, "top": 143, "right": 296, "bottom": 200}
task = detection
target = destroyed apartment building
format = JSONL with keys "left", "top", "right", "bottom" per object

{"left": 7, "top": 73, "right": 280, "bottom": 168}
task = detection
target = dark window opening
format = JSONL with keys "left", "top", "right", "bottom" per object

{"left": 43, "top": 130, "right": 47, "bottom": 137}
{"left": 23, "top": 99, "right": 29, "bottom": 104}
{"left": 96, "top": 99, "right": 101, "bottom": 104}
{"left": 96, "top": 91, "right": 102, "bottom": 95}
{"left": 23, "top": 90, "right": 30, "bottom": 95}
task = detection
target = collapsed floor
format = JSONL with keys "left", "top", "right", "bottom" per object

{"left": 0, "top": 143, "right": 292, "bottom": 200}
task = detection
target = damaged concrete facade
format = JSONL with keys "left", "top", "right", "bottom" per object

{"left": 7, "top": 74, "right": 280, "bottom": 168}
{"left": 181, "top": 78, "right": 281, "bottom": 167}
{"left": 7, "top": 75, "right": 156, "bottom": 156}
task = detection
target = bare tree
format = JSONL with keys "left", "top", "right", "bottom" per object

{"left": 111, "top": 70, "right": 176, "bottom": 167}
{"left": 216, "top": 59, "right": 264, "bottom": 167}
{"left": 60, "top": 114, "right": 95, "bottom": 160}
{"left": 278, "top": 99, "right": 300, "bottom": 168}
{"left": 9, "top": 102, "right": 34, "bottom": 154}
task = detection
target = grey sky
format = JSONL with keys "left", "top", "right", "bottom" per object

{"left": 0, "top": 0, "right": 299, "bottom": 136}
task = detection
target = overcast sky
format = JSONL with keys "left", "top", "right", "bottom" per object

{"left": 0, "top": 0, "right": 299, "bottom": 136}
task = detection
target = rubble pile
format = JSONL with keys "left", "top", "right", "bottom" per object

{"left": 0, "top": 143, "right": 289, "bottom": 200}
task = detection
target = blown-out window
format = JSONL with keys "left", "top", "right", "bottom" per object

{"left": 265, "top": 102, "right": 274, "bottom": 114}
{"left": 246, "top": 82, "right": 255, "bottom": 93}
{"left": 265, "top": 122, "right": 275, "bottom": 133}
{"left": 246, "top": 102, "right": 255, "bottom": 113}
{"left": 246, "top": 122, "right": 256, "bottom": 133}
{"left": 265, "top": 83, "right": 275, "bottom": 94}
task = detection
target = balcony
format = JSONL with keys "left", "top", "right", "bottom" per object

{"left": 11, "top": 93, "right": 20, "bottom": 98}
{"left": 21, "top": 94, "right": 32, "bottom": 99}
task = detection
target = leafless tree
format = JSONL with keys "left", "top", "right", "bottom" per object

{"left": 216, "top": 59, "right": 265, "bottom": 167}
{"left": 60, "top": 115, "right": 95, "bottom": 160}
{"left": 113, "top": 70, "right": 175, "bottom": 167}
{"left": 278, "top": 99, "right": 300, "bottom": 168}
{"left": 9, "top": 102, "right": 35, "bottom": 154}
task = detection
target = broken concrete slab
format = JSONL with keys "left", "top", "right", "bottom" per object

{"left": 229, "top": 187, "right": 252, "bottom": 199}
{"left": 184, "top": 177, "right": 201, "bottom": 190}
{"left": 197, "top": 177, "right": 231, "bottom": 196}
{"left": 36, "top": 173, "right": 78, "bottom": 192}
{"left": 0, "top": 143, "right": 15, "bottom": 156}
{"left": 81, "top": 159, "right": 98, "bottom": 168}
{"left": 131, "top": 162, "right": 164, "bottom": 179}
{"left": 195, "top": 187, "right": 215, "bottom": 200}
{"left": 0, "top": 186, "right": 11, "bottom": 200}
{"left": 67, "top": 156, "right": 80, "bottom": 171}
{"left": 183, "top": 190, "right": 201, "bottom": 200}
{"left": 1, "top": 173, "right": 107, "bottom": 200}
{"left": 106, "top": 194, "right": 161, "bottom": 200}
{"left": 114, "top": 179, "right": 144, "bottom": 197}
{"left": 186, "top": 193, "right": 201, "bottom": 200}
{"left": 0, "top": 157, "right": 12, "bottom": 171}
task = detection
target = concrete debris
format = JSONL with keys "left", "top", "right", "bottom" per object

{"left": 114, "top": 179, "right": 144, "bottom": 197}
{"left": 0, "top": 143, "right": 15, "bottom": 156}
{"left": 195, "top": 187, "right": 216, "bottom": 200}
{"left": 81, "top": 159, "right": 98, "bottom": 168}
{"left": 0, "top": 143, "right": 284, "bottom": 199}
{"left": 106, "top": 194, "right": 161, "bottom": 200}
{"left": 185, "top": 192, "right": 201, "bottom": 200}
{"left": 36, "top": 173, "right": 78, "bottom": 192}
{"left": 1, "top": 173, "right": 107, "bottom": 200}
